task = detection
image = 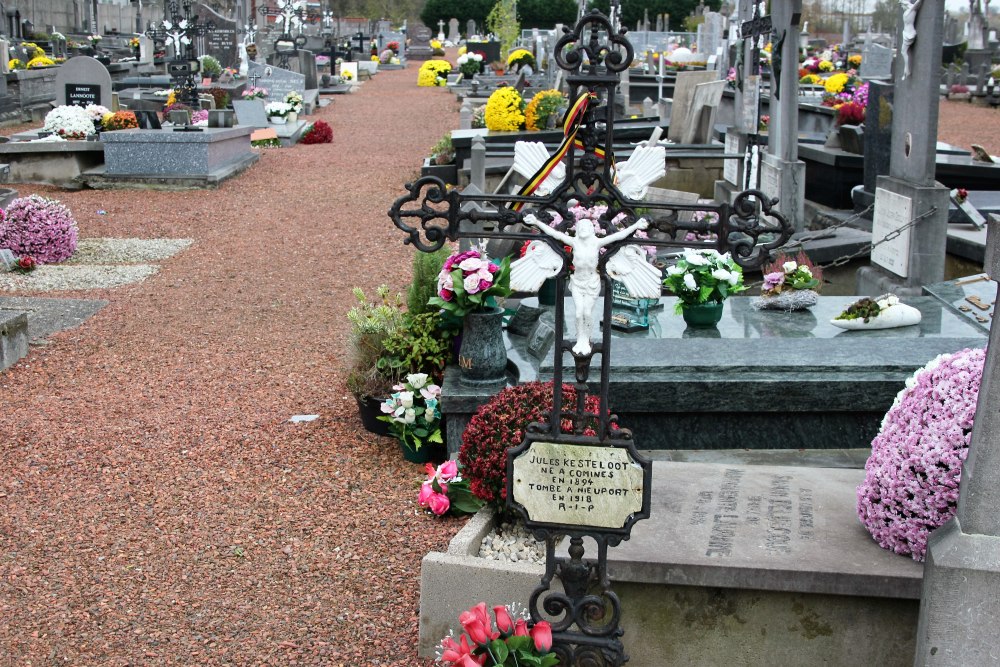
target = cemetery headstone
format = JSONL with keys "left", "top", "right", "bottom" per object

{"left": 915, "top": 214, "right": 1000, "bottom": 662}
{"left": 467, "top": 20, "right": 476, "bottom": 38}
{"left": 194, "top": 2, "right": 238, "bottom": 68}
{"left": 298, "top": 49, "right": 318, "bottom": 91}
{"left": 247, "top": 61, "right": 305, "bottom": 101}
{"left": 55, "top": 56, "right": 113, "bottom": 109}
{"left": 859, "top": 43, "right": 892, "bottom": 80}
{"left": 666, "top": 70, "right": 718, "bottom": 142}
{"left": 409, "top": 25, "right": 433, "bottom": 59}
{"left": 448, "top": 18, "right": 460, "bottom": 43}
{"left": 680, "top": 79, "right": 727, "bottom": 144}
{"left": 232, "top": 98, "right": 269, "bottom": 128}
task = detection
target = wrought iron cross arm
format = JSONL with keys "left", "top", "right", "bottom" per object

{"left": 387, "top": 176, "right": 461, "bottom": 251}
{"left": 725, "top": 189, "right": 794, "bottom": 269}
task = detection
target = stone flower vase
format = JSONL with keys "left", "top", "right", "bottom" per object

{"left": 269, "top": 115, "right": 287, "bottom": 125}
{"left": 682, "top": 301, "right": 724, "bottom": 328}
{"left": 287, "top": 111, "right": 298, "bottom": 123}
{"left": 458, "top": 306, "right": 507, "bottom": 387}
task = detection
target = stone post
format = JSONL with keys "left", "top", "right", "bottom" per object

{"left": 914, "top": 214, "right": 1000, "bottom": 664}
{"left": 713, "top": 0, "right": 756, "bottom": 203}
{"left": 760, "top": 0, "right": 805, "bottom": 231}
{"left": 856, "top": 2, "right": 949, "bottom": 296}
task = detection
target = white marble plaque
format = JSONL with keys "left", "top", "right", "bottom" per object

{"left": 512, "top": 442, "right": 644, "bottom": 528}
{"left": 759, "top": 157, "right": 780, "bottom": 201}
{"left": 724, "top": 132, "right": 741, "bottom": 185}
{"left": 872, "top": 187, "right": 914, "bottom": 278}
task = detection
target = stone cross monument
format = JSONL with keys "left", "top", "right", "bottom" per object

{"left": 915, "top": 214, "right": 1000, "bottom": 664}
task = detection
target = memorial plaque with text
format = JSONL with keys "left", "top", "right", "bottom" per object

{"left": 65, "top": 83, "right": 101, "bottom": 107}
{"left": 511, "top": 442, "right": 645, "bottom": 529}
{"left": 872, "top": 187, "right": 914, "bottom": 278}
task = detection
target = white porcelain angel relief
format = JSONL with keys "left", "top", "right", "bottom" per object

{"left": 512, "top": 141, "right": 667, "bottom": 200}
{"left": 511, "top": 213, "right": 661, "bottom": 355}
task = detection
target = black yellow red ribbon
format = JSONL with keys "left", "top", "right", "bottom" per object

{"left": 513, "top": 92, "right": 606, "bottom": 211}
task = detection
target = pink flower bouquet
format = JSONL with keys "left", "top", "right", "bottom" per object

{"left": 436, "top": 602, "right": 558, "bottom": 666}
{"left": 429, "top": 248, "right": 511, "bottom": 318}
{"left": 418, "top": 460, "right": 482, "bottom": 516}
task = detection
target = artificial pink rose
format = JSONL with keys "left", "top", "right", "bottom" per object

{"left": 478, "top": 279, "right": 492, "bottom": 292}
{"left": 440, "top": 633, "right": 478, "bottom": 662}
{"left": 458, "top": 256, "right": 486, "bottom": 272}
{"left": 460, "top": 607, "right": 491, "bottom": 646}
{"left": 427, "top": 491, "right": 451, "bottom": 516}
{"left": 487, "top": 262, "right": 498, "bottom": 273}
{"left": 439, "top": 288, "right": 454, "bottom": 301}
{"left": 493, "top": 605, "right": 514, "bottom": 635}
{"left": 453, "top": 654, "right": 483, "bottom": 667}
{"left": 464, "top": 273, "right": 482, "bottom": 293}
{"left": 418, "top": 482, "right": 434, "bottom": 507}
{"left": 438, "top": 460, "right": 458, "bottom": 481}
{"left": 530, "top": 621, "right": 553, "bottom": 652}
{"left": 513, "top": 618, "right": 529, "bottom": 637}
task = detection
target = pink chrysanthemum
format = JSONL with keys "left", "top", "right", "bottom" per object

{"left": 856, "top": 347, "right": 985, "bottom": 561}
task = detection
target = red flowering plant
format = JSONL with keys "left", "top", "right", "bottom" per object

{"left": 419, "top": 460, "right": 483, "bottom": 516}
{"left": 12, "top": 256, "right": 36, "bottom": 273}
{"left": 835, "top": 101, "right": 866, "bottom": 126}
{"left": 300, "top": 120, "right": 333, "bottom": 144}
{"left": 459, "top": 381, "right": 608, "bottom": 514}
{"left": 429, "top": 247, "right": 511, "bottom": 319}
{"left": 436, "top": 602, "right": 558, "bottom": 666}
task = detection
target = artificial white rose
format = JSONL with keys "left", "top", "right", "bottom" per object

{"left": 407, "top": 373, "right": 429, "bottom": 389}
{"left": 782, "top": 261, "right": 798, "bottom": 273}
{"left": 800, "top": 266, "right": 812, "bottom": 277}
{"left": 403, "top": 408, "right": 417, "bottom": 424}
{"left": 711, "top": 269, "right": 732, "bottom": 282}
{"left": 398, "top": 391, "right": 414, "bottom": 408}
{"left": 667, "top": 265, "right": 684, "bottom": 276}
{"left": 683, "top": 251, "right": 709, "bottom": 266}
{"left": 683, "top": 273, "right": 697, "bottom": 291}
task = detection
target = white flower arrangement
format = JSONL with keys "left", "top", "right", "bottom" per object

{"left": 456, "top": 52, "right": 483, "bottom": 65}
{"left": 151, "top": 89, "right": 172, "bottom": 97}
{"left": 283, "top": 90, "right": 303, "bottom": 113}
{"left": 43, "top": 105, "right": 96, "bottom": 140}
{"left": 84, "top": 104, "right": 110, "bottom": 121}
{"left": 264, "top": 101, "right": 292, "bottom": 118}
{"left": 30, "top": 134, "right": 67, "bottom": 143}
{"left": 51, "top": 32, "right": 66, "bottom": 41}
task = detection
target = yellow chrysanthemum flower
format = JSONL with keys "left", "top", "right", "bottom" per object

{"left": 818, "top": 60, "right": 834, "bottom": 72}
{"left": 417, "top": 59, "right": 451, "bottom": 87}
{"left": 824, "top": 72, "right": 849, "bottom": 93}
{"left": 484, "top": 87, "right": 525, "bottom": 132}
{"left": 523, "top": 89, "right": 566, "bottom": 131}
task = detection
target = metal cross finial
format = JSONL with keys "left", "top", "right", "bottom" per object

{"left": 247, "top": 71, "right": 261, "bottom": 88}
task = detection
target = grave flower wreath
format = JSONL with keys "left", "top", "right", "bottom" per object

{"left": 857, "top": 347, "right": 984, "bottom": 561}
{"left": 753, "top": 251, "right": 821, "bottom": 311}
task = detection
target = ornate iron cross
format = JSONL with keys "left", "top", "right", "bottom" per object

{"left": 389, "top": 10, "right": 791, "bottom": 666}
{"left": 151, "top": 0, "right": 216, "bottom": 109}
{"left": 259, "top": 0, "right": 318, "bottom": 43}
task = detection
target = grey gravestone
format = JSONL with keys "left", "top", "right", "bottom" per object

{"left": 194, "top": 2, "right": 238, "bottom": 68}
{"left": 680, "top": 79, "right": 727, "bottom": 144}
{"left": 208, "top": 109, "right": 235, "bottom": 128}
{"left": 701, "top": 11, "right": 724, "bottom": 57}
{"left": 247, "top": 61, "right": 305, "bottom": 101}
{"left": 55, "top": 56, "right": 113, "bottom": 108}
{"left": 916, "top": 215, "right": 1000, "bottom": 663}
{"left": 409, "top": 25, "right": 433, "bottom": 58}
{"left": 862, "top": 82, "right": 893, "bottom": 194}
{"left": 232, "top": 98, "right": 269, "bottom": 128}
{"left": 298, "top": 50, "right": 318, "bottom": 91}
{"left": 839, "top": 125, "right": 863, "bottom": 154}
{"left": 666, "top": 70, "right": 718, "bottom": 142}
{"left": 467, "top": 19, "right": 476, "bottom": 38}
{"left": 448, "top": 18, "right": 460, "bottom": 43}
{"left": 859, "top": 43, "right": 892, "bottom": 80}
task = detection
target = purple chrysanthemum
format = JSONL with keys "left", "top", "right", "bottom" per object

{"left": 0, "top": 195, "right": 78, "bottom": 264}
{"left": 856, "top": 347, "right": 985, "bottom": 561}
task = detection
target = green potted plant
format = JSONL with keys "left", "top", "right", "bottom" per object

{"left": 346, "top": 285, "right": 405, "bottom": 434}
{"left": 662, "top": 248, "right": 746, "bottom": 328}
{"left": 421, "top": 133, "right": 458, "bottom": 185}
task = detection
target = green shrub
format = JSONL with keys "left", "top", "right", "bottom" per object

{"left": 407, "top": 246, "right": 451, "bottom": 314}
{"left": 377, "top": 312, "right": 455, "bottom": 384}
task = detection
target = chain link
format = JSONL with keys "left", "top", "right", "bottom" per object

{"left": 744, "top": 205, "right": 939, "bottom": 288}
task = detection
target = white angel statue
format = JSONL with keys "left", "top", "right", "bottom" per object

{"left": 511, "top": 213, "right": 661, "bottom": 355}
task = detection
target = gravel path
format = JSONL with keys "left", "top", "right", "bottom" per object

{"left": 0, "top": 67, "right": 464, "bottom": 666}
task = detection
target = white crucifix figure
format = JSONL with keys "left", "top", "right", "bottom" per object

{"left": 512, "top": 213, "right": 661, "bottom": 355}
{"left": 162, "top": 20, "right": 190, "bottom": 57}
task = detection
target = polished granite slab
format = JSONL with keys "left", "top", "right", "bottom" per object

{"left": 469, "top": 295, "right": 986, "bottom": 451}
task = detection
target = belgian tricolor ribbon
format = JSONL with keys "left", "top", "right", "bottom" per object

{"left": 513, "top": 92, "right": 606, "bottom": 211}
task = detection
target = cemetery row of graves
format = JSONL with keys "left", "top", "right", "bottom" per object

{"left": 0, "top": 0, "right": 999, "bottom": 664}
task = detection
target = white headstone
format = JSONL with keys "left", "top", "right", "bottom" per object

{"left": 871, "top": 187, "right": 915, "bottom": 278}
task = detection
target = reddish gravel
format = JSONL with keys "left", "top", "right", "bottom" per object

{"left": 0, "top": 67, "right": 465, "bottom": 665}
{"left": 938, "top": 98, "right": 1000, "bottom": 155}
